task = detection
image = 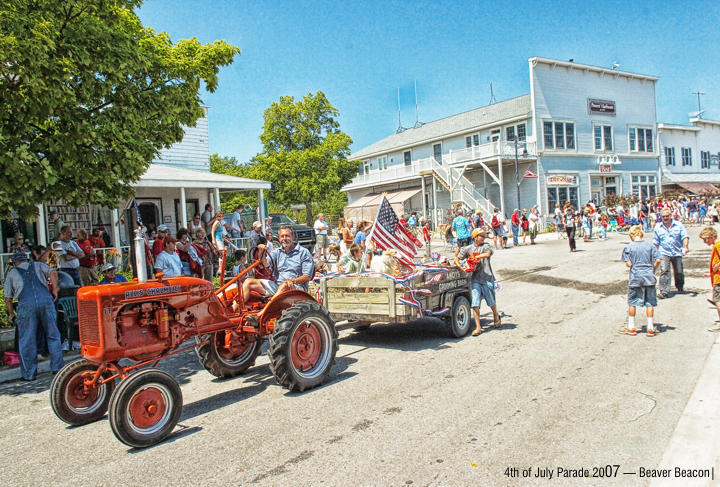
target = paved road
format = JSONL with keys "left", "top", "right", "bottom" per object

{"left": 1, "top": 226, "right": 718, "bottom": 486}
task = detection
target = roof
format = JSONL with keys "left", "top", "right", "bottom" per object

{"left": 134, "top": 164, "right": 271, "bottom": 190}
{"left": 690, "top": 118, "right": 720, "bottom": 128}
{"left": 662, "top": 172, "right": 720, "bottom": 185}
{"left": 657, "top": 123, "right": 701, "bottom": 132}
{"left": 529, "top": 57, "right": 659, "bottom": 82}
{"left": 345, "top": 188, "right": 421, "bottom": 208}
{"left": 350, "top": 94, "right": 531, "bottom": 160}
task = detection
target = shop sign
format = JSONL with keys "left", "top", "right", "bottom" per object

{"left": 588, "top": 98, "right": 615, "bottom": 115}
{"left": 599, "top": 165, "right": 613, "bottom": 173}
{"left": 547, "top": 175, "right": 576, "bottom": 186}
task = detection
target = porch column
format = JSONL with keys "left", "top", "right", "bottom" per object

{"left": 36, "top": 203, "right": 47, "bottom": 245}
{"left": 111, "top": 209, "right": 121, "bottom": 267}
{"left": 420, "top": 176, "right": 427, "bottom": 222}
{"left": 497, "top": 156, "right": 505, "bottom": 216}
{"left": 432, "top": 175, "right": 438, "bottom": 231}
{"left": 180, "top": 187, "right": 187, "bottom": 231}
{"left": 536, "top": 161, "right": 543, "bottom": 229}
{"left": 214, "top": 188, "right": 221, "bottom": 212}
{"left": 257, "top": 189, "right": 266, "bottom": 227}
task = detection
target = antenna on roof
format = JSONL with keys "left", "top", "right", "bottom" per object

{"left": 692, "top": 91, "right": 706, "bottom": 118}
{"left": 396, "top": 87, "right": 406, "bottom": 133}
{"left": 611, "top": 62, "right": 620, "bottom": 70}
{"left": 489, "top": 82, "right": 497, "bottom": 104}
{"left": 413, "top": 80, "right": 424, "bottom": 128}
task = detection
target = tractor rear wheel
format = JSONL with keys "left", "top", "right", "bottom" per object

{"left": 50, "top": 359, "right": 116, "bottom": 426}
{"left": 194, "top": 331, "right": 260, "bottom": 378}
{"left": 108, "top": 369, "right": 182, "bottom": 448}
{"left": 268, "top": 300, "right": 337, "bottom": 392}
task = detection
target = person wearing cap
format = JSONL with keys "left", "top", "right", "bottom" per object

{"left": 55, "top": 225, "right": 85, "bottom": 286}
{"left": 454, "top": 228, "right": 501, "bottom": 336}
{"left": 3, "top": 251, "right": 64, "bottom": 381}
{"left": 99, "top": 262, "right": 128, "bottom": 284}
{"left": 152, "top": 224, "right": 169, "bottom": 258}
{"left": 248, "top": 220, "right": 265, "bottom": 249}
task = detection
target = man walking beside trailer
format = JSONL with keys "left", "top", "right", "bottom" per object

{"left": 653, "top": 208, "right": 689, "bottom": 298}
{"left": 454, "top": 228, "right": 501, "bottom": 337}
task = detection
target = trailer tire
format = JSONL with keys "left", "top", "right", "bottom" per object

{"left": 50, "top": 359, "right": 116, "bottom": 426}
{"left": 108, "top": 369, "right": 182, "bottom": 448}
{"left": 449, "top": 295, "right": 472, "bottom": 337}
{"left": 194, "top": 332, "right": 260, "bottom": 378}
{"left": 269, "top": 300, "right": 337, "bottom": 392}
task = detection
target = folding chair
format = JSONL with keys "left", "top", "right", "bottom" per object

{"left": 57, "top": 296, "right": 79, "bottom": 346}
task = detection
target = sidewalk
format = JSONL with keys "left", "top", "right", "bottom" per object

{"left": 0, "top": 351, "right": 81, "bottom": 384}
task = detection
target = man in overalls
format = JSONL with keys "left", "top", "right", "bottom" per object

{"left": 3, "top": 251, "right": 64, "bottom": 381}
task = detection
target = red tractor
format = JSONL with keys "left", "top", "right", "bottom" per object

{"left": 50, "top": 231, "right": 337, "bottom": 448}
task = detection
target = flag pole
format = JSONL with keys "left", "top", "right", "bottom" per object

{"left": 361, "top": 195, "right": 385, "bottom": 271}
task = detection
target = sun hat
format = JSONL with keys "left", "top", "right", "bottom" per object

{"left": 100, "top": 262, "right": 116, "bottom": 273}
{"left": 471, "top": 228, "right": 488, "bottom": 238}
{"left": 157, "top": 224, "right": 169, "bottom": 232}
{"left": 11, "top": 251, "right": 29, "bottom": 262}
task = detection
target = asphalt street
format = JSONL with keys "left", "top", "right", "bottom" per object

{"left": 1, "top": 225, "right": 718, "bottom": 486}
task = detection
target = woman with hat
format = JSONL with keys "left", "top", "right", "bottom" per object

{"left": 99, "top": 262, "right": 128, "bottom": 284}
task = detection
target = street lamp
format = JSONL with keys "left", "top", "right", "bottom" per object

{"left": 513, "top": 137, "right": 528, "bottom": 210}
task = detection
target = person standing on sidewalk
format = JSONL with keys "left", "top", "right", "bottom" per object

{"left": 564, "top": 207, "right": 578, "bottom": 252}
{"left": 3, "top": 251, "right": 64, "bottom": 381}
{"left": 313, "top": 213, "right": 329, "bottom": 260}
{"left": 699, "top": 227, "right": 720, "bottom": 332}
{"left": 454, "top": 228, "right": 501, "bottom": 337}
{"left": 619, "top": 226, "right": 661, "bottom": 337}
{"left": 510, "top": 209, "right": 521, "bottom": 246}
{"left": 653, "top": 208, "right": 689, "bottom": 299}
{"left": 54, "top": 225, "right": 85, "bottom": 287}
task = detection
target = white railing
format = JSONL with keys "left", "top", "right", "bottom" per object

{"left": 450, "top": 140, "right": 538, "bottom": 164}
{"left": 417, "top": 157, "right": 494, "bottom": 215}
{"left": 345, "top": 163, "right": 419, "bottom": 188}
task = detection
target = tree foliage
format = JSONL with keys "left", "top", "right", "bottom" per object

{"left": 0, "top": 0, "right": 240, "bottom": 219}
{"left": 251, "top": 92, "right": 355, "bottom": 224}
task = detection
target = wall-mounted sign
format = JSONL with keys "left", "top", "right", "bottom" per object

{"left": 599, "top": 165, "right": 613, "bottom": 173}
{"left": 163, "top": 215, "right": 172, "bottom": 223}
{"left": 588, "top": 98, "right": 616, "bottom": 115}
{"left": 547, "top": 175, "right": 577, "bottom": 186}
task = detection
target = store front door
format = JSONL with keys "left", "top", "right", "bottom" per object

{"left": 591, "top": 176, "right": 618, "bottom": 206}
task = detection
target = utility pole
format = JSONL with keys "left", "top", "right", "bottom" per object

{"left": 514, "top": 137, "right": 521, "bottom": 210}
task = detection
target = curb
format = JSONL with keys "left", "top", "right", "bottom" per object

{"left": 0, "top": 352, "right": 81, "bottom": 384}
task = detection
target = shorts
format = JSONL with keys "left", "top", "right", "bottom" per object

{"left": 492, "top": 226, "right": 503, "bottom": 237}
{"left": 316, "top": 234, "right": 328, "bottom": 249}
{"left": 471, "top": 280, "right": 496, "bottom": 308}
{"left": 713, "top": 284, "right": 720, "bottom": 302}
{"left": 457, "top": 237, "right": 471, "bottom": 248}
{"left": 627, "top": 285, "right": 657, "bottom": 307}
{"left": 260, "top": 279, "right": 302, "bottom": 297}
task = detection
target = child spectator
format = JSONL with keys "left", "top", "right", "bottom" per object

{"left": 700, "top": 226, "right": 720, "bottom": 331}
{"left": 232, "top": 249, "right": 247, "bottom": 277}
{"left": 619, "top": 225, "right": 661, "bottom": 336}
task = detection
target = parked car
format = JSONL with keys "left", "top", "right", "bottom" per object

{"left": 267, "top": 213, "right": 315, "bottom": 251}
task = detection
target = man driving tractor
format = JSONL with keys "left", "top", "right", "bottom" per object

{"left": 242, "top": 224, "right": 313, "bottom": 299}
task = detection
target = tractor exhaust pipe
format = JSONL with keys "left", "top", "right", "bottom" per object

{"left": 134, "top": 228, "right": 148, "bottom": 283}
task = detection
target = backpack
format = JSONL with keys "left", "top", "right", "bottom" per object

{"left": 491, "top": 215, "right": 499, "bottom": 227}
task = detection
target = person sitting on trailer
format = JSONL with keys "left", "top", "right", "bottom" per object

{"left": 153, "top": 237, "right": 182, "bottom": 278}
{"left": 242, "top": 225, "right": 313, "bottom": 299}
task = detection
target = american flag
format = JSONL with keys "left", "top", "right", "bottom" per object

{"left": 370, "top": 196, "right": 422, "bottom": 267}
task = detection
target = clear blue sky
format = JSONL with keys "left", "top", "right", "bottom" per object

{"left": 137, "top": 0, "right": 720, "bottom": 164}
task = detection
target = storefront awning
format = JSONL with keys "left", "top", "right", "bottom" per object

{"left": 344, "top": 188, "right": 422, "bottom": 222}
{"left": 676, "top": 182, "right": 720, "bottom": 195}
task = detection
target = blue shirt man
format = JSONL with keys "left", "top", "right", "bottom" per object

{"left": 154, "top": 238, "right": 183, "bottom": 277}
{"left": 99, "top": 263, "right": 129, "bottom": 284}
{"left": 452, "top": 214, "right": 471, "bottom": 240}
{"left": 653, "top": 209, "right": 690, "bottom": 297}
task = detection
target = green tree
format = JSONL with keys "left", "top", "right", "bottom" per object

{"left": 0, "top": 0, "right": 240, "bottom": 219}
{"left": 252, "top": 92, "right": 355, "bottom": 225}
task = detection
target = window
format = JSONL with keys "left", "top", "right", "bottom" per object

{"left": 594, "top": 124, "right": 613, "bottom": 152}
{"left": 491, "top": 129, "right": 500, "bottom": 142}
{"left": 404, "top": 150, "right": 411, "bottom": 166}
{"left": 702, "top": 150, "right": 710, "bottom": 169}
{"left": 506, "top": 126, "right": 515, "bottom": 141}
{"left": 681, "top": 147, "right": 692, "bottom": 166}
{"left": 378, "top": 155, "right": 388, "bottom": 170}
{"left": 433, "top": 143, "right": 442, "bottom": 164}
{"left": 543, "top": 121, "right": 575, "bottom": 150}
{"left": 507, "top": 124, "right": 527, "bottom": 142}
{"left": 517, "top": 124, "right": 526, "bottom": 141}
{"left": 473, "top": 134, "right": 479, "bottom": 146}
{"left": 629, "top": 127, "right": 653, "bottom": 152}
{"left": 664, "top": 147, "right": 675, "bottom": 166}
{"left": 465, "top": 136, "right": 472, "bottom": 148}
{"left": 631, "top": 174, "right": 657, "bottom": 201}
{"left": 547, "top": 186, "right": 579, "bottom": 212}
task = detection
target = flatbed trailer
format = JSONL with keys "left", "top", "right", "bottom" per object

{"left": 315, "top": 268, "right": 472, "bottom": 337}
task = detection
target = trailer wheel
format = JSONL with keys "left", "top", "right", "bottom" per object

{"left": 269, "top": 300, "right": 338, "bottom": 392}
{"left": 194, "top": 332, "right": 260, "bottom": 378}
{"left": 108, "top": 369, "right": 182, "bottom": 448}
{"left": 449, "top": 295, "right": 472, "bottom": 337}
{"left": 50, "top": 359, "right": 116, "bottom": 426}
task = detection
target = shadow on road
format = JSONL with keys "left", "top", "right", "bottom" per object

{"left": 338, "top": 318, "right": 477, "bottom": 352}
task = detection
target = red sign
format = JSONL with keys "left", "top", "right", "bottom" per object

{"left": 599, "top": 165, "right": 613, "bottom": 173}
{"left": 588, "top": 99, "right": 615, "bottom": 115}
{"left": 523, "top": 169, "right": 539, "bottom": 179}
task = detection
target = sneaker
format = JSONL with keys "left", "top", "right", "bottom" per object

{"left": 61, "top": 340, "right": 70, "bottom": 351}
{"left": 657, "top": 293, "right": 668, "bottom": 299}
{"left": 72, "top": 341, "right": 81, "bottom": 350}
{"left": 646, "top": 329, "right": 655, "bottom": 337}
{"left": 618, "top": 327, "right": 637, "bottom": 336}
{"left": 708, "top": 299, "right": 717, "bottom": 306}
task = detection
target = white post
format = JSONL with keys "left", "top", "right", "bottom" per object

{"left": 432, "top": 175, "right": 438, "bottom": 231}
{"left": 214, "top": 187, "right": 221, "bottom": 212}
{"left": 36, "top": 203, "right": 47, "bottom": 245}
{"left": 497, "top": 156, "right": 505, "bottom": 216}
{"left": 111, "top": 208, "right": 121, "bottom": 267}
{"left": 536, "top": 161, "right": 543, "bottom": 229}
{"left": 421, "top": 176, "right": 427, "bottom": 221}
{"left": 180, "top": 187, "right": 187, "bottom": 231}
{"left": 258, "top": 189, "right": 266, "bottom": 228}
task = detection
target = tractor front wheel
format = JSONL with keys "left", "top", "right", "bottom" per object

{"left": 195, "top": 331, "right": 260, "bottom": 378}
{"left": 50, "top": 359, "right": 116, "bottom": 426}
{"left": 268, "top": 300, "right": 338, "bottom": 392}
{"left": 108, "top": 369, "right": 182, "bottom": 448}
